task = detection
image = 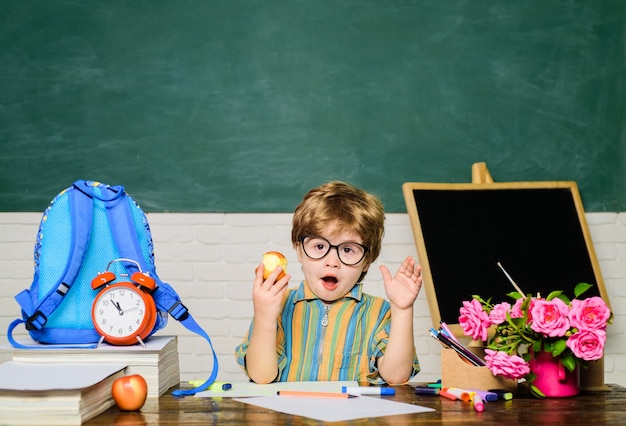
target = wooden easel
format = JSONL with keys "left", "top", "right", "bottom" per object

{"left": 471, "top": 161, "right": 494, "bottom": 184}
{"left": 470, "top": 162, "right": 608, "bottom": 391}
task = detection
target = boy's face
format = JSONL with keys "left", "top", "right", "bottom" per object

{"left": 296, "top": 222, "right": 369, "bottom": 303}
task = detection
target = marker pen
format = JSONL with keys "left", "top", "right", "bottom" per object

{"left": 211, "top": 382, "right": 233, "bottom": 391}
{"left": 439, "top": 321, "right": 460, "bottom": 342}
{"left": 473, "top": 394, "right": 485, "bottom": 412}
{"left": 278, "top": 390, "right": 356, "bottom": 399}
{"left": 414, "top": 386, "right": 440, "bottom": 395}
{"left": 488, "top": 389, "right": 514, "bottom": 400}
{"left": 341, "top": 386, "right": 395, "bottom": 396}
{"left": 442, "top": 387, "right": 471, "bottom": 402}
{"left": 439, "top": 389, "right": 458, "bottom": 401}
{"left": 466, "top": 389, "right": 498, "bottom": 402}
{"left": 188, "top": 380, "right": 232, "bottom": 391}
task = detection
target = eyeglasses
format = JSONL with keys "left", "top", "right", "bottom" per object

{"left": 299, "top": 236, "right": 369, "bottom": 266}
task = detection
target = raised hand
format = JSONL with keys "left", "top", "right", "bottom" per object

{"left": 379, "top": 256, "right": 422, "bottom": 310}
{"left": 252, "top": 263, "right": 290, "bottom": 322}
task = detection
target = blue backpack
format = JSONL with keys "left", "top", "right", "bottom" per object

{"left": 7, "top": 180, "right": 217, "bottom": 396}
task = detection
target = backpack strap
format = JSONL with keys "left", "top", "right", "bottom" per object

{"left": 8, "top": 182, "right": 98, "bottom": 349}
{"left": 103, "top": 187, "right": 219, "bottom": 396}
{"left": 151, "top": 280, "right": 220, "bottom": 396}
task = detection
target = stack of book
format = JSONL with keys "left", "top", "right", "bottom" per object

{"left": 11, "top": 335, "right": 180, "bottom": 397}
{"left": 0, "top": 361, "right": 126, "bottom": 425}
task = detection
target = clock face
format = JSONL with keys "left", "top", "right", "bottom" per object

{"left": 92, "top": 283, "right": 156, "bottom": 344}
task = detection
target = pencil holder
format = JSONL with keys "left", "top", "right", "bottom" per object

{"left": 440, "top": 348, "right": 518, "bottom": 394}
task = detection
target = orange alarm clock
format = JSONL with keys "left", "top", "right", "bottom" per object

{"left": 91, "top": 258, "right": 157, "bottom": 346}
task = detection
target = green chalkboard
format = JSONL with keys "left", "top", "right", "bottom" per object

{"left": 1, "top": 1, "right": 624, "bottom": 212}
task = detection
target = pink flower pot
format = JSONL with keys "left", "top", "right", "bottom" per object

{"left": 529, "top": 350, "right": 580, "bottom": 397}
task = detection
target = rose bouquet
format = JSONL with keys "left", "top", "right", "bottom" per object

{"left": 458, "top": 282, "right": 612, "bottom": 396}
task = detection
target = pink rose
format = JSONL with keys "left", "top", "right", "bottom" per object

{"left": 566, "top": 329, "right": 606, "bottom": 361}
{"left": 511, "top": 298, "right": 525, "bottom": 319}
{"left": 484, "top": 349, "right": 530, "bottom": 380}
{"left": 530, "top": 298, "right": 570, "bottom": 337}
{"left": 568, "top": 297, "right": 611, "bottom": 331}
{"left": 489, "top": 302, "right": 511, "bottom": 325}
{"left": 459, "top": 299, "right": 491, "bottom": 342}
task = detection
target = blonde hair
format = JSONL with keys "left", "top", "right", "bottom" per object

{"left": 291, "top": 181, "right": 385, "bottom": 269}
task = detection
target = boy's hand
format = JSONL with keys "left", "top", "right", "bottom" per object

{"left": 252, "top": 263, "right": 289, "bottom": 322}
{"left": 380, "top": 256, "right": 422, "bottom": 310}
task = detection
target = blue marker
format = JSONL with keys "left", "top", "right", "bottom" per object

{"left": 341, "top": 386, "right": 395, "bottom": 396}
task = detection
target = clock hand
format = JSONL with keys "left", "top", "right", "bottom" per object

{"left": 122, "top": 307, "right": 140, "bottom": 314}
{"left": 112, "top": 301, "right": 124, "bottom": 314}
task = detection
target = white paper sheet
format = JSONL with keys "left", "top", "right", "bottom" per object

{"left": 195, "top": 380, "right": 358, "bottom": 398}
{"left": 234, "top": 394, "right": 435, "bottom": 422}
{"left": 0, "top": 362, "right": 126, "bottom": 391}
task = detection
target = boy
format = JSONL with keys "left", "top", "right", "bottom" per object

{"left": 235, "top": 181, "right": 422, "bottom": 384}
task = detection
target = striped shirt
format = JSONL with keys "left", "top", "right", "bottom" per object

{"left": 235, "top": 281, "right": 420, "bottom": 384}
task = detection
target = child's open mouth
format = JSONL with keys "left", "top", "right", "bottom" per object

{"left": 322, "top": 276, "right": 338, "bottom": 291}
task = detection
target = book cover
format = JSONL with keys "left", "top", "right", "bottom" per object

{"left": 10, "top": 335, "right": 179, "bottom": 397}
{"left": 0, "top": 362, "right": 126, "bottom": 425}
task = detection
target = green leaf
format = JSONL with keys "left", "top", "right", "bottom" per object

{"left": 543, "top": 340, "right": 554, "bottom": 353}
{"left": 561, "top": 353, "right": 577, "bottom": 372}
{"left": 527, "top": 377, "right": 545, "bottom": 399}
{"left": 555, "top": 293, "right": 571, "bottom": 305}
{"left": 574, "top": 282, "right": 593, "bottom": 298}
{"left": 473, "top": 295, "right": 495, "bottom": 308}
{"left": 505, "top": 314, "right": 519, "bottom": 329}
{"left": 529, "top": 384, "right": 545, "bottom": 398}
{"left": 552, "top": 339, "right": 567, "bottom": 357}
{"left": 546, "top": 290, "right": 563, "bottom": 301}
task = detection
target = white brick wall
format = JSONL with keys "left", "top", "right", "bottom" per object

{"left": 1, "top": 212, "right": 625, "bottom": 386}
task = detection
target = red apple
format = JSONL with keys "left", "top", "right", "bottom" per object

{"left": 111, "top": 374, "right": 148, "bottom": 412}
{"left": 259, "top": 251, "right": 287, "bottom": 280}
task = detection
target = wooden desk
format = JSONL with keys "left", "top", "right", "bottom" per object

{"left": 84, "top": 383, "right": 625, "bottom": 425}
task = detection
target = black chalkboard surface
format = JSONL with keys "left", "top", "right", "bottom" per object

{"left": 0, "top": 1, "right": 625, "bottom": 212}
{"left": 402, "top": 181, "right": 610, "bottom": 333}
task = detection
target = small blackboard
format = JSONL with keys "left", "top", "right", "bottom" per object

{"left": 402, "top": 181, "right": 610, "bottom": 334}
